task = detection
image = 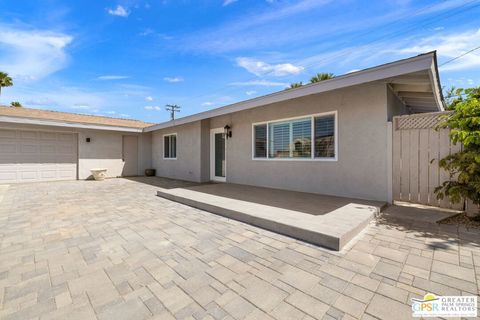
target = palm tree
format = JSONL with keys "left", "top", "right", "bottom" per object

{"left": 286, "top": 82, "right": 303, "bottom": 90}
{"left": 0, "top": 72, "right": 13, "bottom": 99}
{"left": 310, "top": 73, "right": 334, "bottom": 83}
{"left": 10, "top": 101, "right": 22, "bottom": 108}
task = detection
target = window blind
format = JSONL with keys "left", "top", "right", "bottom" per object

{"left": 314, "top": 115, "right": 335, "bottom": 158}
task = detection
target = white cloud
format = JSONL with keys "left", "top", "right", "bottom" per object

{"left": 105, "top": 111, "right": 116, "bottom": 114}
{"left": 0, "top": 24, "right": 72, "bottom": 80}
{"left": 164, "top": 76, "right": 184, "bottom": 83}
{"left": 230, "top": 80, "right": 288, "bottom": 87}
{"left": 223, "top": 0, "right": 238, "bottom": 6}
{"left": 245, "top": 90, "right": 257, "bottom": 95}
{"left": 397, "top": 28, "right": 480, "bottom": 71}
{"left": 120, "top": 114, "right": 131, "bottom": 118}
{"left": 145, "top": 96, "right": 154, "bottom": 101}
{"left": 144, "top": 105, "right": 161, "bottom": 110}
{"left": 139, "top": 28, "right": 155, "bottom": 36}
{"left": 71, "top": 104, "right": 92, "bottom": 110}
{"left": 97, "top": 75, "right": 129, "bottom": 80}
{"left": 236, "top": 57, "right": 304, "bottom": 77}
{"left": 107, "top": 5, "right": 129, "bottom": 17}
{"left": 201, "top": 102, "right": 213, "bottom": 106}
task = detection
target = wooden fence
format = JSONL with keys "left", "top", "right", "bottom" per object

{"left": 392, "top": 111, "right": 464, "bottom": 210}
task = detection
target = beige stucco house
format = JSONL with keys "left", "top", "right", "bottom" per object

{"left": 0, "top": 52, "right": 443, "bottom": 202}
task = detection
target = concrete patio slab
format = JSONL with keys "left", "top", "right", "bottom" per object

{"left": 156, "top": 183, "right": 386, "bottom": 250}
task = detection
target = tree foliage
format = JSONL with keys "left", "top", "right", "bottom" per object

{"left": 310, "top": 73, "right": 334, "bottom": 83}
{"left": 0, "top": 72, "right": 13, "bottom": 96}
{"left": 435, "top": 87, "right": 480, "bottom": 217}
{"left": 286, "top": 82, "right": 303, "bottom": 90}
{"left": 10, "top": 101, "right": 22, "bottom": 107}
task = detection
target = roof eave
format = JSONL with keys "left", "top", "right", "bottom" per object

{"left": 0, "top": 116, "right": 144, "bottom": 132}
{"left": 144, "top": 52, "right": 439, "bottom": 132}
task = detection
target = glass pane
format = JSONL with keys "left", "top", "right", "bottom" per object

{"left": 171, "top": 135, "right": 176, "bottom": 158}
{"left": 164, "top": 136, "right": 170, "bottom": 158}
{"left": 254, "top": 125, "right": 267, "bottom": 158}
{"left": 269, "top": 122, "right": 290, "bottom": 158}
{"left": 214, "top": 133, "right": 225, "bottom": 177}
{"left": 314, "top": 115, "right": 335, "bottom": 158}
{"left": 292, "top": 119, "right": 311, "bottom": 158}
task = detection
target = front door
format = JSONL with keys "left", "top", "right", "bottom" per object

{"left": 210, "top": 128, "right": 226, "bottom": 182}
{"left": 122, "top": 135, "right": 138, "bottom": 176}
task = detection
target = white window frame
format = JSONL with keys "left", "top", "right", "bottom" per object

{"left": 251, "top": 111, "right": 338, "bottom": 162}
{"left": 163, "top": 133, "right": 177, "bottom": 160}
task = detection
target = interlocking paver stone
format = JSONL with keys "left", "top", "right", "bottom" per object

{"left": 0, "top": 177, "right": 478, "bottom": 320}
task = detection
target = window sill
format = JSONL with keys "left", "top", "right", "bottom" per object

{"left": 252, "top": 157, "right": 337, "bottom": 162}
{"left": 163, "top": 157, "right": 177, "bottom": 160}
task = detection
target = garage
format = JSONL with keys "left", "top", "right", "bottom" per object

{"left": 0, "top": 129, "right": 77, "bottom": 183}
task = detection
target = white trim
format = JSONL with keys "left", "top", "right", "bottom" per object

{"left": 0, "top": 116, "right": 143, "bottom": 132}
{"left": 162, "top": 133, "right": 177, "bottom": 160}
{"left": 251, "top": 111, "right": 338, "bottom": 162}
{"left": 144, "top": 52, "right": 440, "bottom": 133}
{"left": 210, "top": 128, "right": 227, "bottom": 182}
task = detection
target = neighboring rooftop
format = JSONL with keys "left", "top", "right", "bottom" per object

{"left": 0, "top": 106, "right": 153, "bottom": 129}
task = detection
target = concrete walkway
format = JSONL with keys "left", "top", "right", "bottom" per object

{"left": 0, "top": 177, "right": 478, "bottom": 320}
{"left": 156, "top": 184, "right": 385, "bottom": 250}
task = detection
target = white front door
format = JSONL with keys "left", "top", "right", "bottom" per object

{"left": 210, "top": 128, "right": 226, "bottom": 182}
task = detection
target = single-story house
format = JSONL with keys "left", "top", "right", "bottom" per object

{"left": 0, "top": 52, "right": 443, "bottom": 202}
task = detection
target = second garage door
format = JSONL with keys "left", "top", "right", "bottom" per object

{"left": 0, "top": 129, "right": 77, "bottom": 183}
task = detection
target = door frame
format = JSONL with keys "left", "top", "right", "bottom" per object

{"left": 210, "top": 128, "right": 227, "bottom": 182}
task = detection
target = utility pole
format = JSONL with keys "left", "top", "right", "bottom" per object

{"left": 165, "top": 104, "right": 181, "bottom": 120}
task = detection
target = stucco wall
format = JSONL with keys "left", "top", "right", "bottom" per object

{"left": 203, "top": 82, "right": 389, "bottom": 201}
{"left": 387, "top": 86, "right": 408, "bottom": 120}
{"left": 151, "top": 121, "right": 203, "bottom": 182}
{"left": 138, "top": 133, "right": 152, "bottom": 176}
{"left": 77, "top": 130, "right": 125, "bottom": 179}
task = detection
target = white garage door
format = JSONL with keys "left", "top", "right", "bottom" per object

{"left": 0, "top": 129, "right": 77, "bottom": 183}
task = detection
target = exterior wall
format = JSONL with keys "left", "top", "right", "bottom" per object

{"left": 77, "top": 130, "right": 125, "bottom": 179}
{"left": 387, "top": 86, "right": 408, "bottom": 120}
{"left": 0, "top": 122, "right": 145, "bottom": 180}
{"left": 200, "top": 119, "right": 211, "bottom": 182}
{"left": 138, "top": 133, "right": 152, "bottom": 175}
{"left": 152, "top": 121, "right": 203, "bottom": 182}
{"left": 150, "top": 82, "right": 391, "bottom": 201}
{"left": 205, "top": 82, "right": 389, "bottom": 201}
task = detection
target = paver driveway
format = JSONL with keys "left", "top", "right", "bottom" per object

{"left": 0, "top": 178, "right": 478, "bottom": 320}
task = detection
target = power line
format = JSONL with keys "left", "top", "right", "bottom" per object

{"left": 178, "top": 0, "right": 480, "bottom": 105}
{"left": 439, "top": 45, "right": 480, "bottom": 66}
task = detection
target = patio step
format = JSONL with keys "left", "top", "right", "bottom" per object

{"left": 156, "top": 187, "right": 384, "bottom": 251}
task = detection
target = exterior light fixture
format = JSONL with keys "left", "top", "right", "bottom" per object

{"left": 224, "top": 125, "right": 232, "bottom": 139}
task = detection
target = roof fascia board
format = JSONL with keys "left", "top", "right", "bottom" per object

{"left": 144, "top": 53, "right": 436, "bottom": 132}
{"left": 0, "top": 116, "right": 143, "bottom": 132}
{"left": 428, "top": 60, "right": 445, "bottom": 112}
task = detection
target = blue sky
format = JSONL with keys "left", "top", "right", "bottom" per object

{"left": 0, "top": 0, "right": 479, "bottom": 123}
